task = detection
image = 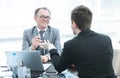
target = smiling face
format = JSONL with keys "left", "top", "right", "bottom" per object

{"left": 34, "top": 9, "right": 51, "bottom": 30}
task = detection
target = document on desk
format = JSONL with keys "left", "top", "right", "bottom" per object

{"left": 0, "top": 67, "right": 13, "bottom": 77}
{"left": 43, "top": 63, "right": 52, "bottom": 71}
{"left": 62, "top": 69, "right": 79, "bottom": 78}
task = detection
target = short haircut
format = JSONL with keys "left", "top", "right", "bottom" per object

{"left": 71, "top": 5, "right": 92, "bottom": 30}
{"left": 34, "top": 7, "right": 51, "bottom": 16}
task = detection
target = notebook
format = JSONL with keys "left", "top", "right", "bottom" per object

{"left": 5, "top": 51, "right": 51, "bottom": 73}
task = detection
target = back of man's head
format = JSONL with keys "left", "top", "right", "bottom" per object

{"left": 71, "top": 5, "right": 92, "bottom": 30}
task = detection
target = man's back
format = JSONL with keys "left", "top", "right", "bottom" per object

{"left": 50, "top": 30, "right": 116, "bottom": 78}
{"left": 63, "top": 30, "right": 115, "bottom": 78}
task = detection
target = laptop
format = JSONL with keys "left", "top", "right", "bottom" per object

{"left": 5, "top": 51, "right": 51, "bottom": 75}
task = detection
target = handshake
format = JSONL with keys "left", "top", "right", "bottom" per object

{"left": 31, "top": 36, "right": 56, "bottom": 51}
{"left": 39, "top": 40, "right": 56, "bottom": 50}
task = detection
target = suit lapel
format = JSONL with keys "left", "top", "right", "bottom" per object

{"left": 32, "top": 26, "right": 39, "bottom": 38}
{"left": 44, "top": 27, "right": 50, "bottom": 40}
{"left": 32, "top": 26, "right": 41, "bottom": 51}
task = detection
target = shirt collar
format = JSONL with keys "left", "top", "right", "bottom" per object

{"left": 37, "top": 27, "right": 47, "bottom": 33}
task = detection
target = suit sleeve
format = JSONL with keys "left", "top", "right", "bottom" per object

{"left": 22, "top": 30, "right": 31, "bottom": 50}
{"left": 53, "top": 29, "right": 62, "bottom": 53}
{"left": 50, "top": 42, "right": 71, "bottom": 73}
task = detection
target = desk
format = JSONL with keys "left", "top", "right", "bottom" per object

{"left": 0, "top": 65, "right": 65, "bottom": 78}
{"left": 2, "top": 50, "right": 119, "bottom": 78}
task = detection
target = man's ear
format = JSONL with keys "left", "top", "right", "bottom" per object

{"left": 72, "top": 21, "right": 78, "bottom": 29}
{"left": 34, "top": 16, "right": 37, "bottom": 20}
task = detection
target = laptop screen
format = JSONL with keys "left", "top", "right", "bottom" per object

{"left": 5, "top": 51, "right": 47, "bottom": 72}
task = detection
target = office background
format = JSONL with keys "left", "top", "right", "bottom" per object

{"left": 0, "top": 0, "right": 120, "bottom": 66}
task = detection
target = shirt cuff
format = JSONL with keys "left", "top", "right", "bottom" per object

{"left": 48, "top": 44, "right": 56, "bottom": 51}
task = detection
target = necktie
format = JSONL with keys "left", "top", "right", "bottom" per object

{"left": 39, "top": 31, "right": 45, "bottom": 41}
{"left": 39, "top": 31, "right": 45, "bottom": 55}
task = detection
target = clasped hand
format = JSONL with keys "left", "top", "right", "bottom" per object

{"left": 39, "top": 40, "right": 50, "bottom": 49}
{"left": 31, "top": 35, "right": 55, "bottom": 50}
{"left": 31, "top": 35, "right": 50, "bottom": 50}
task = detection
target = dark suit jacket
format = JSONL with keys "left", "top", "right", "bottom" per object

{"left": 50, "top": 29, "right": 116, "bottom": 78}
{"left": 22, "top": 26, "right": 62, "bottom": 54}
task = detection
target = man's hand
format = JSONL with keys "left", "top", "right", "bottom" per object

{"left": 39, "top": 40, "right": 50, "bottom": 49}
{"left": 39, "top": 40, "right": 56, "bottom": 50}
{"left": 41, "top": 55, "right": 49, "bottom": 63}
{"left": 31, "top": 35, "right": 41, "bottom": 50}
{"left": 68, "top": 64, "right": 76, "bottom": 71}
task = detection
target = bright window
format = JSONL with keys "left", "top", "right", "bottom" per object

{"left": 0, "top": 0, "right": 120, "bottom": 65}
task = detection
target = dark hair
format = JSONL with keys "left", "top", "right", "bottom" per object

{"left": 34, "top": 7, "right": 51, "bottom": 16}
{"left": 71, "top": 5, "right": 92, "bottom": 30}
